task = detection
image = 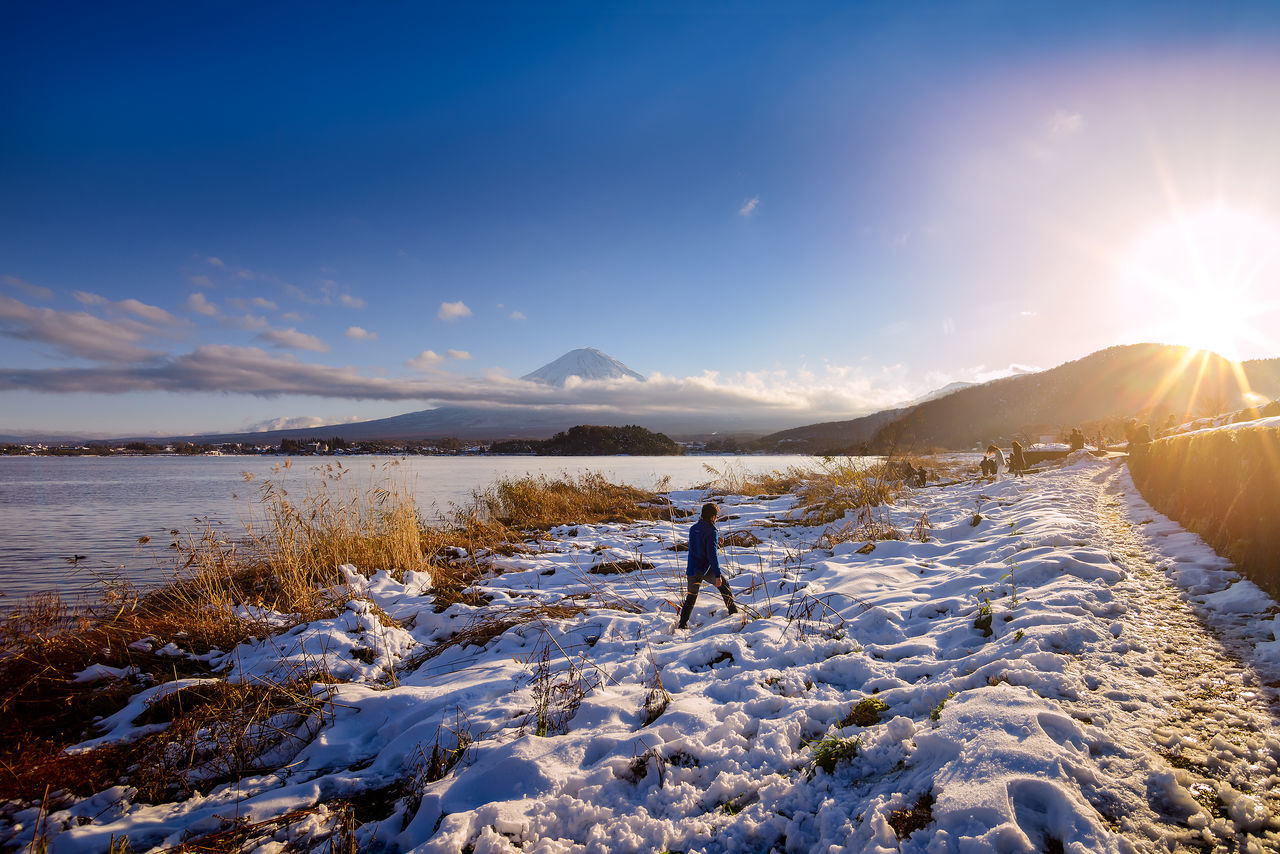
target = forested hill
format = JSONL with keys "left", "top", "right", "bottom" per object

{"left": 870, "top": 344, "right": 1280, "bottom": 451}
{"left": 761, "top": 344, "right": 1280, "bottom": 454}
{"left": 756, "top": 407, "right": 910, "bottom": 454}
{"left": 489, "top": 425, "right": 681, "bottom": 456}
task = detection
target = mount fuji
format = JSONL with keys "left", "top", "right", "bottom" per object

{"left": 521, "top": 348, "right": 645, "bottom": 385}
{"left": 170, "top": 348, "right": 799, "bottom": 444}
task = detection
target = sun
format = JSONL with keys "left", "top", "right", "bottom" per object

{"left": 1120, "top": 205, "right": 1280, "bottom": 360}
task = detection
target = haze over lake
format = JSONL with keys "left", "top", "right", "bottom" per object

{"left": 0, "top": 455, "right": 812, "bottom": 601}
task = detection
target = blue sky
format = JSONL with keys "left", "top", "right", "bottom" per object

{"left": 4, "top": 2, "right": 1280, "bottom": 436}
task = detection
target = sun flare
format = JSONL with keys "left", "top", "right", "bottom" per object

{"left": 1120, "top": 206, "right": 1280, "bottom": 360}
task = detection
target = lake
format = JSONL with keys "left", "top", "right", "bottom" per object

{"left": 0, "top": 454, "right": 814, "bottom": 602}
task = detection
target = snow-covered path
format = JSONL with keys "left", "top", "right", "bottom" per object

{"left": 7, "top": 454, "right": 1280, "bottom": 854}
{"left": 1082, "top": 465, "right": 1280, "bottom": 852}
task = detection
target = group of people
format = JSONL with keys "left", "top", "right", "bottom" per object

{"left": 981, "top": 441, "right": 1028, "bottom": 478}
{"left": 982, "top": 425, "right": 1105, "bottom": 478}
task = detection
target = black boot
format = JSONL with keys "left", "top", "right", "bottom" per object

{"left": 720, "top": 584, "right": 738, "bottom": 616}
{"left": 677, "top": 592, "right": 697, "bottom": 629}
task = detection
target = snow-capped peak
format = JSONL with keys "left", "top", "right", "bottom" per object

{"left": 521, "top": 348, "right": 646, "bottom": 385}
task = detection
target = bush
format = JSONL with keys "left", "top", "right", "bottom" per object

{"left": 1129, "top": 418, "right": 1280, "bottom": 597}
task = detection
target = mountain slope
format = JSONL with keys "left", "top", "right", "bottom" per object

{"left": 761, "top": 345, "right": 1280, "bottom": 454}
{"left": 872, "top": 343, "right": 1278, "bottom": 451}
{"left": 758, "top": 378, "right": 985, "bottom": 452}
{"left": 758, "top": 407, "right": 910, "bottom": 453}
{"left": 521, "top": 348, "right": 645, "bottom": 385}
{"left": 911, "top": 380, "right": 978, "bottom": 405}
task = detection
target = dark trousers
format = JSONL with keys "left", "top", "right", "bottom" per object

{"left": 678, "top": 571, "right": 737, "bottom": 627}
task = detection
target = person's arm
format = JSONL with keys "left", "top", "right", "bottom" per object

{"left": 699, "top": 523, "right": 721, "bottom": 577}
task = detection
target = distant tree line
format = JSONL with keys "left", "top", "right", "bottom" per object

{"left": 490, "top": 424, "right": 681, "bottom": 456}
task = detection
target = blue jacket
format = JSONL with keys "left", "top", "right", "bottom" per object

{"left": 685, "top": 519, "right": 720, "bottom": 577}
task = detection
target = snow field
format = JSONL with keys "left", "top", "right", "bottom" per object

{"left": 8, "top": 452, "right": 1280, "bottom": 853}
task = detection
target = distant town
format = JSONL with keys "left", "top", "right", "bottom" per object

{"left": 1, "top": 427, "right": 756, "bottom": 457}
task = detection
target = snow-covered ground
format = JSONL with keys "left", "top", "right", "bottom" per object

{"left": 7, "top": 452, "right": 1280, "bottom": 853}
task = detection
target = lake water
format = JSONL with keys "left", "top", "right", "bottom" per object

{"left": 0, "top": 454, "right": 814, "bottom": 602}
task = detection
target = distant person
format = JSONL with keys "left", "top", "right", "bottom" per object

{"left": 985, "top": 444, "right": 1006, "bottom": 480}
{"left": 915, "top": 466, "right": 928, "bottom": 487}
{"left": 1128, "top": 423, "right": 1152, "bottom": 457}
{"left": 677, "top": 503, "right": 738, "bottom": 630}
{"left": 1068, "top": 428, "right": 1085, "bottom": 452}
{"left": 1009, "top": 441, "right": 1027, "bottom": 477}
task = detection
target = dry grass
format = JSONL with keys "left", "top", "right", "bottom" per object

{"left": 464, "top": 472, "right": 677, "bottom": 531}
{"left": 402, "top": 604, "right": 595, "bottom": 673}
{"left": 128, "top": 679, "right": 330, "bottom": 802}
{"left": 641, "top": 652, "right": 670, "bottom": 727}
{"left": 704, "top": 456, "right": 922, "bottom": 528}
{"left": 166, "top": 463, "right": 432, "bottom": 623}
{"left": 791, "top": 457, "right": 908, "bottom": 525}
{"left": 700, "top": 462, "right": 812, "bottom": 497}
{"left": 887, "top": 790, "right": 936, "bottom": 840}
{"left": 0, "top": 466, "right": 427, "bottom": 805}
{"left": 815, "top": 505, "right": 905, "bottom": 549}
{"left": 0, "top": 666, "right": 326, "bottom": 804}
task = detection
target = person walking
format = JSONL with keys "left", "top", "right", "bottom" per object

{"left": 677, "top": 502, "right": 738, "bottom": 629}
{"left": 1009, "top": 440, "right": 1027, "bottom": 477}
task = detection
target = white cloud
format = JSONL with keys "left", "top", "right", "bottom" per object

{"left": 509, "top": 310, "right": 526, "bottom": 321}
{"left": 255, "top": 327, "right": 329, "bottom": 352}
{"left": 0, "top": 341, "right": 912, "bottom": 425}
{"left": 230, "top": 314, "right": 269, "bottom": 331}
{"left": 1047, "top": 109, "right": 1084, "bottom": 138}
{"left": 2, "top": 275, "right": 54, "bottom": 301}
{"left": 438, "top": 300, "right": 472, "bottom": 321}
{"left": 346, "top": 326, "right": 377, "bottom": 340}
{"left": 0, "top": 294, "right": 158, "bottom": 362}
{"left": 73, "top": 291, "right": 183, "bottom": 326}
{"left": 206, "top": 256, "right": 225, "bottom": 268}
{"left": 284, "top": 279, "right": 362, "bottom": 308}
{"left": 406, "top": 350, "right": 443, "bottom": 372}
{"left": 186, "top": 293, "right": 219, "bottom": 317}
{"left": 72, "top": 290, "right": 108, "bottom": 307}
{"left": 251, "top": 297, "right": 278, "bottom": 310}
{"left": 189, "top": 274, "right": 214, "bottom": 288}
{"left": 243, "top": 414, "right": 364, "bottom": 432}
{"left": 738, "top": 196, "right": 760, "bottom": 216}
{"left": 282, "top": 311, "right": 303, "bottom": 323}
{"left": 447, "top": 349, "right": 471, "bottom": 360}
{"left": 117, "top": 299, "right": 180, "bottom": 325}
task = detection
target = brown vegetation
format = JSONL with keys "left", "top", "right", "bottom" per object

{"left": 1129, "top": 419, "right": 1280, "bottom": 597}
{"left": 466, "top": 472, "right": 678, "bottom": 530}
{"left": 0, "top": 466, "right": 679, "bottom": 808}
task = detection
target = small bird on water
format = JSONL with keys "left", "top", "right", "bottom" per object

{"left": 65, "top": 554, "right": 87, "bottom": 564}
